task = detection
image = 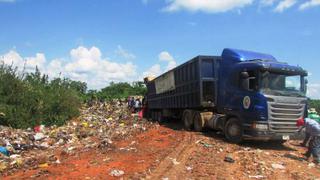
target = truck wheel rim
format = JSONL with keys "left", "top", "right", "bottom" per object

{"left": 228, "top": 123, "right": 240, "bottom": 137}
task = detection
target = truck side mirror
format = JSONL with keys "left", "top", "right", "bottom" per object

{"left": 305, "top": 79, "right": 308, "bottom": 84}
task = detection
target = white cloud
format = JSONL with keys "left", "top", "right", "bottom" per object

{"left": 142, "top": 64, "right": 162, "bottom": 78}
{"left": 142, "top": 0, "right": 320, "bottom": 13}
{"left": 153, "top": 0, "right": 320, "bottom": 13}
{"left": 143, "top": 51, "right": 177, "bottom": 78}
{"left": 299, "top": 0, "right": 320, "bottom": 10}
{"left": 163, "top": 0, "right": 254, "bottom": 13}
{"left": 260, "top": 0, "right": 278, "bottom": 6}
{"left": 0, "top": 46, "right": 138, "bottom": 89}
{"left": 308, "top": 83, "right": 320, "bottom": 99}
{"left": 274, "top": 0, "right": 297, "bottom": 12}
{"left": 0, "top": 50, "right": 47, "bottom": 73}
{"left": 0, "top": 50, "right": 23, "bottom": 67}
{"left": 115, "top": 45, "right": 136, "bottom": 59}
{"left": 166, "top": 60, "right": 177, "bottom": 71}
{"left": 159, "top": 51, "right": 174, "bottom": 62}
{"left": 24, "top": 53, "right": 46, "bottom": 71}
{"left": 64, "top": 46, "right": 137, "bottom": 88}
{"left": 46, "top": 59, "right": 64, "bottom": 77}
{"left": 158, "top": 51, "right": 177, "bottom": 71}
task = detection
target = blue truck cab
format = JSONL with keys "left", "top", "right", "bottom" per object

{"left": 217, "top": 49, "right": 307, "bottom": 142}
{"left": 145, "top": 48, "right": 308, "bottom": 143}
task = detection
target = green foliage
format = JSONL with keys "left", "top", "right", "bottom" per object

{"left": 0, "top": 64, "right": 83, "bottom": 129}
{"left": 309, "top": 99, "right": 320, "bottom": 114}
{"left": 88, "top": 81, "right": 147, "bottom": 101}
{"left": 0, "top": 62, "right": 146, "bottom": 128}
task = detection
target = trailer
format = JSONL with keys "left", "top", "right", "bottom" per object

{"left": 145, "top": 48, "right": 308, "bottom": 143}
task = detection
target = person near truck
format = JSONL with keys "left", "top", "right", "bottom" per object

{"left": 301, "top": 108, "right": 320, "bottom": 147}
{"left": 297, "top": 117, "right": 320, "bottom": 164}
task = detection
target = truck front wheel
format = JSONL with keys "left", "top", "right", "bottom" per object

{"left": 225, "top": 118, "right": 243, "bottom": 144}
{"left": 182, "top": 110, "right": 194, "bottom": 130}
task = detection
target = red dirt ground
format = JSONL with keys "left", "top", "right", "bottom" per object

{"left": 2, "top": 122, "right": 320, "bottom": 180}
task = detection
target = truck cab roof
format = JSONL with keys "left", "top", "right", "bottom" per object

{"left": 222, "top": 48, "right": 307, "bottom": 76}
{"left": 222, "top": 48, "right": 277, "bottom": 62}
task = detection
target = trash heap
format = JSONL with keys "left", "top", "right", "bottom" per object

{"left": 0, "top": 101, "right": 155, "bottom": 175}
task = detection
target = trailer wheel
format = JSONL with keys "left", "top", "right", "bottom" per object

{"left": 182, "top": 110, "right": 194, "bottom": 130}
{"left": 193, "top": 112, "right": 205, "bottom": 132}
{"left": 225, "top": 118, "right": 243, "bottom": 144}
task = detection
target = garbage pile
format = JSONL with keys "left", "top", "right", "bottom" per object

{"left": 0, "top": 101, "right": 155, "bottom": 175}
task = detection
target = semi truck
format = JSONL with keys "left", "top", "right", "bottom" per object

{"left": 144, "top": 48, "right": 308, "bottom": 143}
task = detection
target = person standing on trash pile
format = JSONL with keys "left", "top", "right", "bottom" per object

{"left": 127, "top": 96, "right": 131, "bottom": 108}
{"left": 297, "top": 117, "right": 320, "bottom": 164}
{"left": 129, "top": 97, "right": 135, "bottom": 112}
{"left": 301, "top": 108, "right": 320, "bottom": 147}
{"left": 134, "top": 98, "right": 142, "bottom": 113}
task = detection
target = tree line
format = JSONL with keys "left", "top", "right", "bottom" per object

{"left": 0, "top": 64, "right": 146, "bottom": 129}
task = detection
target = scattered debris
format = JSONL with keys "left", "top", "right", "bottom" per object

{"left": 186, "top": 166, "right": 193, "bottom": 171}
{"left": 109, "top": 169, "right": 124, "bottom": 177}
{"left": 308, "top": 163, "right": 316, "bottom": 168}
{"left": 248, "top": 175, "right": 266, "bottom": 179}
{"left": 171, "top": 158, "right": 180, "bottom": 165}
{"left": 0, "top": 101, "right": 155, "bottom": 175}
{"left": 197, "top": 140, "right": 213, "bottom": 148}
{"left": 224, "top": 154, "right": 235, "bottom": 163}
{"left": 271, "top": 163, "right": 285, "bottom": 170}
{"left": 0, "top": 147, "right": 9, "bottom": 156}
{"left": 38, "top": 163, "right": 49, "bottom": 168}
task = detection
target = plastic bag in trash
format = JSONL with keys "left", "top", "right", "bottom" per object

{"left": 0, "top": 146, "right": 9, "bottom": 156}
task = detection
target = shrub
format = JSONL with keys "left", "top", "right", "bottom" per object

{"left": 0, "top": 64, "right": 82, "bottom": 129}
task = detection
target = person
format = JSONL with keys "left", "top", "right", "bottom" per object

{"left": 130, "top": 97, "right": 135, "bottom": 111}
{"left": 127, "top": 96, "right": 131, "bottom": 108}
{"left": 134, "top": 98, "right": 141, "bottom": 113}
{"left": 297, "top": 118, "right": 320, "bottom": 164}
{"left": 301, "top": 108, "right": 320, "bottom": 147}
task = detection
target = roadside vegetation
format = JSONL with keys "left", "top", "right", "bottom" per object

{"left": 0, "top": 64, "right": 83, "bottom": 129}
{"left": 309, "top": 99, "right": 320, "bottom": 113}
{"left": 0, "top": 63, "right": 146, "bottom": 129}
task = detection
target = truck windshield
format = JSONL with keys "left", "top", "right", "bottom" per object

{"left": 260, "top": 72, "right": 305, "bottom": 97}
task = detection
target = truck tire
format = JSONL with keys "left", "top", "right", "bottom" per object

{"left": 193, "top": 111, "right": 205, "bottom": 132}
{"left": 225, "top": 118, "right": 243, "bottom": 144}
{"left": 182, "top": 110, "right": 194, "bottom": 130}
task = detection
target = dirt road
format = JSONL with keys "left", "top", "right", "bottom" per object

{"left": 3, "top": 120, "right": 320, "bottom": 180}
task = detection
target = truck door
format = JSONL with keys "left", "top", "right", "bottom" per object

{"left": 225, "top": 70, "right": 258, "bottom": 114}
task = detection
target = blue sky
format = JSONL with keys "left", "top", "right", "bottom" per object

{"left": 0, "top": 0, "right": 319, "bottom": 98}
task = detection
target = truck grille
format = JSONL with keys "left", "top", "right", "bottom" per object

{"left": 268, "top": 102, "right": 305, "bottom": 133}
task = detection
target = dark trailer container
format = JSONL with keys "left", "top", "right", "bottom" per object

{"left": 146, "top": 56, "right": 220, "bottom": 118}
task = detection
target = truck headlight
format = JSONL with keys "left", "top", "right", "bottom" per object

{"left": 253, "top": 123, "right": 268, "bottom": 130}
